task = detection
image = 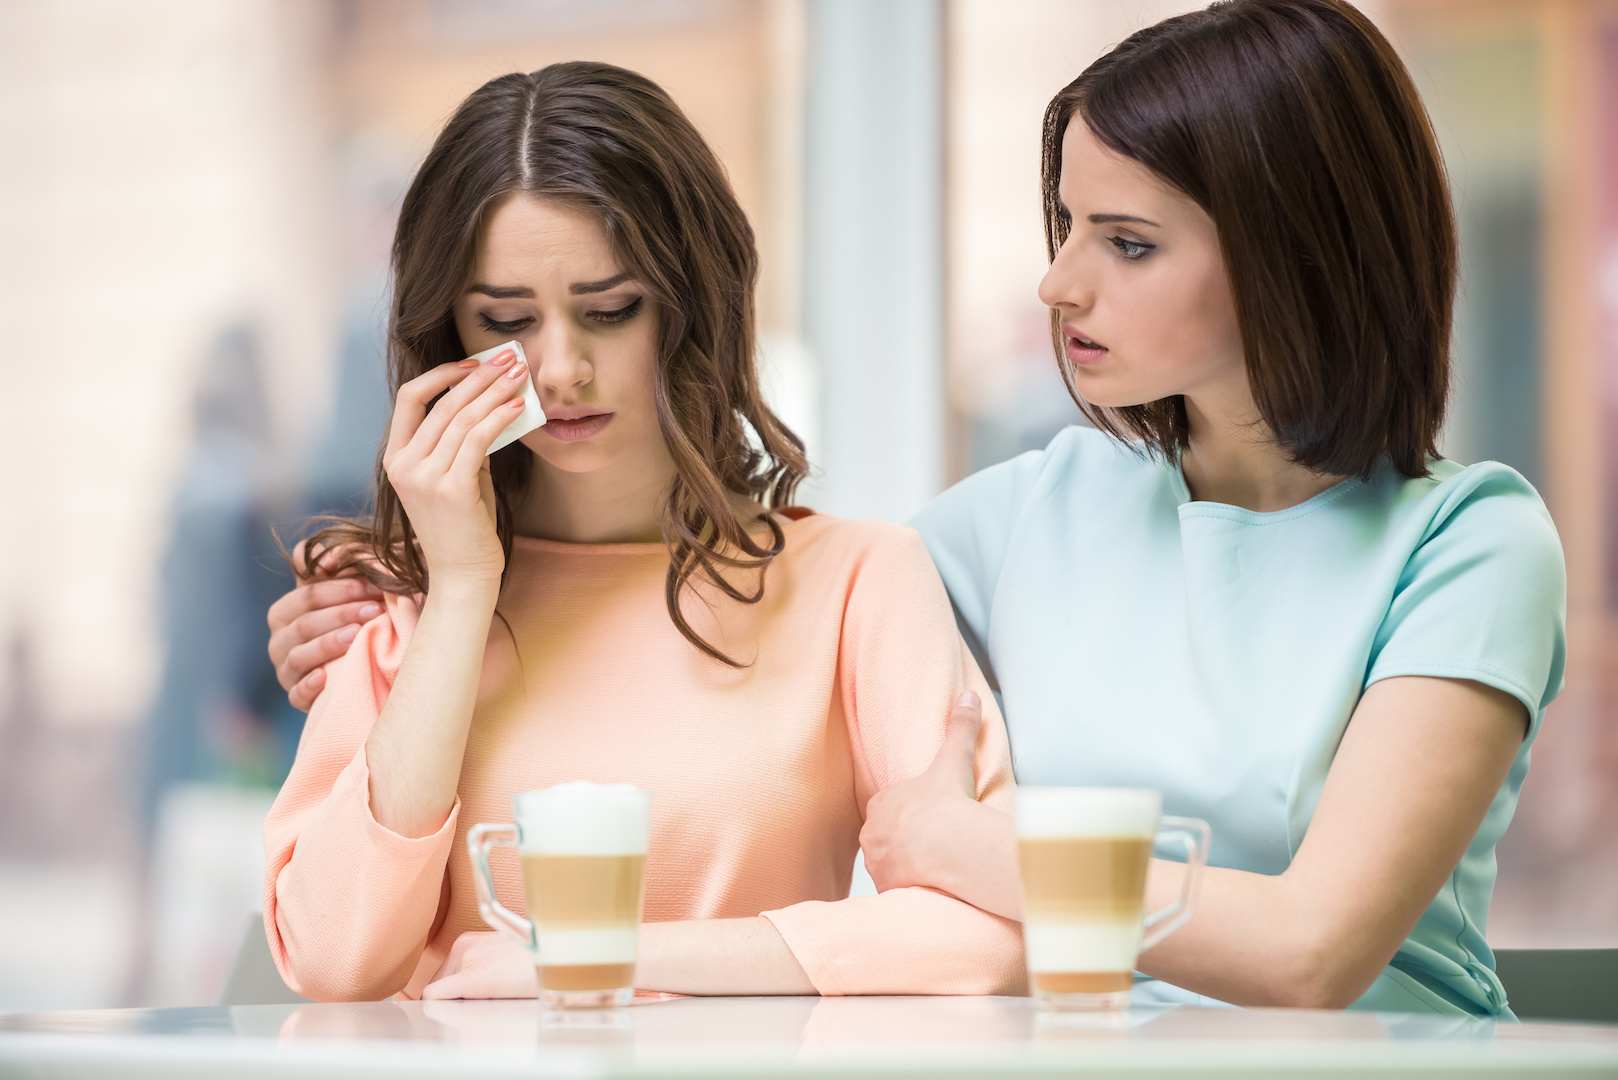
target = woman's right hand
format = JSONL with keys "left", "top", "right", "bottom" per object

{"left": 383, "top": 348, "right": 530, "bottom": 590}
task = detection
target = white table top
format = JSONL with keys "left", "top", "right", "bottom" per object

{"left": 3, "top": 996, "right": 1618, "bottom": 1078}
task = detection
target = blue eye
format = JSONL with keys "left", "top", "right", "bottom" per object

{"left": 1109, "top": 236, "right": 1154, "bottom": 260}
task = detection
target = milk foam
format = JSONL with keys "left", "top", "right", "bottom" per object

{"left": 1023, "top": 920, "right": 1143, "bottom": 973}
{"left": 468, "top": 339, "right": 547, "bottom": 454}
{"left": 515, "top": 781, "right": 652, "bottom": 855}
{"left": 1014, "top": 787, "right": 1160, "bottom": 839}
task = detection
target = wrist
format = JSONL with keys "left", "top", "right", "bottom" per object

{"left": 423, "top": 575, "right": 502, "bottom": 611}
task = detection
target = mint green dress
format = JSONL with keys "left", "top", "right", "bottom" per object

{"left": 910, "top": 426, "right": 1566, "bottom": 1015}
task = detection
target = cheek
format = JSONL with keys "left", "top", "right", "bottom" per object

{"left": 1128, "top": 259, "right": 1242, "bottom": 378}
{"left": 450, "top": 309, "right": 477, "bottom": 354}
{"left": 615, "top": 322, "right": 662, "bottom": 413}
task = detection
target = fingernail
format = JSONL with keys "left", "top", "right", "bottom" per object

{"left": 507, "top": 397, "right": 525, "bottom": 408}
{"left": 309, "top": 668, "right": 325, "bottom": 684}
{"left": 337, "top": 624, "right": 358, "bottom": 643}
{"left": 503, "top": 360, "right": 527, "bottom": 380}
{"left": 957, "top": 690, "right": 980, "bottom": 709}
{"left": 457, "top": 358, "right": 478, "bottom": 368}
{"left": 490, "top": 349, "right": 515, "bottom": 367}
{"left": 359, "top": 603, "right": 381, "bottom": 619}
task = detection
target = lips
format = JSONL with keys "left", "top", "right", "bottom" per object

{"left": 1062, "top": 327, "right": 1109, "bottom": 366}
{"left": 541, "top": 411, "right": 614, "bottom": 442}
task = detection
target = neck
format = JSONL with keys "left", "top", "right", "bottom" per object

{"left": 513, "top": 453, "right": 675, "bottom": 545}
{"left": 1178, "top": 393, "right": 1345, "bottom": 513}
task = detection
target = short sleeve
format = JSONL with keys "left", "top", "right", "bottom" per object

{"left": 1366, "top": 465, "right": 1567, "bottom": 735}
{"left": 909, "top": 448, "right": 1046, "bottom": 694}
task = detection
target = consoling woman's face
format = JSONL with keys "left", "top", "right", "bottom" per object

{"left": 453, "top": 194, "right": 666, "bottom": 477}
{"left": 1037, "top": 120, "right": 1246, "bottom": 414}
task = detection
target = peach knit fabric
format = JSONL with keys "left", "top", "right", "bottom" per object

{"left": 262, "top": 512, "right": 1024, "bottom": 1002}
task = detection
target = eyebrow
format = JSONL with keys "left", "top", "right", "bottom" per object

{"left": 569, "top": 272, "right": 630, "bottom": 295}
{"left": 467, "top": 283, "right": 533, "bottom": 299}
{"left": 465, "top": 272, "right": 632, "bottom": 299}
{"left": 1088, "top": 213, "right": 1161, "bottom": 227}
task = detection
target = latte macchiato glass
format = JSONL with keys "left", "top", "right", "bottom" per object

{"left": 468, "top": 782, "right": 653, "bottom": 1008}
{"left": 1014, "top": 787, "right": 1210, "bottom": 1011}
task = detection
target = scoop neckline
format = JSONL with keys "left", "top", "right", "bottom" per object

{"left": 510, "top": 507, "right": 815, "bottom": 554}
{"left": 1170, "top": 463, "right": 1365, "bottom": 525}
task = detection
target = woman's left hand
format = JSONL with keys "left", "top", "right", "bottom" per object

{"left": 421, "top": 932, "right": 536, "bottom": 999}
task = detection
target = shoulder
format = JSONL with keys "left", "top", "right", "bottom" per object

{"left": 1395, "top": 460, "right": 1564, "bottom": 586}
{"left": 916, "top": 425, "right": 1158, "bottom": 533}
{"left": 1367, "top": 459, "right": 1567, "bottom": 718}
{"left": 779, "top": 512, "right": 934, "bottom": 571}
{"left": 339, "top": 589, "right": 418, "bottom": 683}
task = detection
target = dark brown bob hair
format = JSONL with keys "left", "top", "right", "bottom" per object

{"left": 1043, "top": 0, "right": 1455, "bottom": 478}
{"left": 304, "top": 61, "right": 807, "bottom": 664}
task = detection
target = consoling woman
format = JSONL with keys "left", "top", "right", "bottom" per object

{"left": 272, "top": 0, "right": 1567, "bottom": 1017}
{"left": 861, "top": 0, "right": 1565, "bottom": 1015}
{"left": 261, "top": 61, "right": 1022, "bottom": 1002}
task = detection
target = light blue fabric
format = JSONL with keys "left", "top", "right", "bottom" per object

{"left": 910, "top": 426, "right": 1566, "bottom": 1016}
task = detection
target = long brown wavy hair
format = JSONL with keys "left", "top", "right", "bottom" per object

{"left": 301, "top": 62, "right": 808, "bottom": 665}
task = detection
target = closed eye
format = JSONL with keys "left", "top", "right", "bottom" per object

{"left": 478, "top": 313, "right": 533, "bottom": 334}
{"left": 589, "top": 296, "right": 644, "bottom": 325}
{"left": 1109, "top": 236, "right": 1155, "bottom": 260}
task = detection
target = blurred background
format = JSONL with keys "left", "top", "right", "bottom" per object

{"left": 0, "top": 0, "right": 1613, "bottom": 1011}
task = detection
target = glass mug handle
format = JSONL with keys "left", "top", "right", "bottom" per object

{"left": 467, "top": 823, "right": 536, "bottom": 950}
{"left": 1141, "top": 815, "right": 1212, "bottom": 951}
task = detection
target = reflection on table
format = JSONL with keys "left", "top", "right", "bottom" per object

{"left": 4, "top": 995, "right": 1617, "bottom": 1078}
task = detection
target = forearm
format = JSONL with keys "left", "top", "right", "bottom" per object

{"left": 1135, "top": 860, "right": 1386, "bottom": 1009}
{"left": 929, "top": 801, "right": 1023, "bottom": 921}
{"left": 365, "top": 580, "right": 498, "bottom": 837}
{"left": 635, "top": 918, "right": 816, "bottom": 996}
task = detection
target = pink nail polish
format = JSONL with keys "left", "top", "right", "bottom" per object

{"left": 504, "top": 361, "right": 527, "bottom": 380}
{"left": 457, "top": 358, "right": 478, "bottom": 368}
{"left": 490, "top": 349, "right": 515, "bottom": 367}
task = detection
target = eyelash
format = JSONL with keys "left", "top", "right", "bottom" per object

{"left": 476, "top": 296, "right": 644, "bottom": 335}
{"left": 591, "top": 296, "right": 643, "bottom": 324}
{"left": 478, "top": 314, "right": 530, "bottom": 334}
{"left": 1109, "top": 236, "right": 1155, "bottom": 260}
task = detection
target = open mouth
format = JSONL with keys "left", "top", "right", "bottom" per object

{"left": 1064, "top": 329, "right": 1109, "bottom": 365}
{"left": 541, "top": 412, "right": 614, "bottom": 442}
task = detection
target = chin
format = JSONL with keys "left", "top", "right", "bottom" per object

{"left": 1068, "top": 369, "right": 1159, "bottom": 411}
{"left": 518, "top": 437, "right": 611, "bottom": 474}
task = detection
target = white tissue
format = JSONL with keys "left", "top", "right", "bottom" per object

{"left": 467, "top": 340, "right": 546, "bottom": 454}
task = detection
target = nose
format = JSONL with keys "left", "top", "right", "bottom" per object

{"left": 1037, "top": 232, "right": 1094, "bottom": 313}
{"left": 528, "top": 318, "right": 593, "bottom": 398}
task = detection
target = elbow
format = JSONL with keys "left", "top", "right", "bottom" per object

{"left": 282, "top": 950, "right": 407, "bottom": 1004}
{"left": 274, "top": 918, "right": 411, "bottom": 1003}
{"left": 1267, "top": 926, "right": 1385, "bottom": 1010}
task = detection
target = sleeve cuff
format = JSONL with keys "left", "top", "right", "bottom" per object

{"left": 762, "top": 890, "right": 1026, "bottom": 997}
{"left": 336, "top": 745, "right": 464, "bottom": 852}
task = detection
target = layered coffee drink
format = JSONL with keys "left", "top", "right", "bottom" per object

{"left": 469, "top": 781, "right": 653, "bottom": 1008}
{"left": 516, "top": 782, "right": 652, "bottom": 1007}
{"left": 1014, "top": 787, "right": 1208, "bottom": 1010}
{"left": 1018, "top": 832, "right": 1152, "bottom": 997}
{"left": 520, "top": 850, "right": 646, "bottom": 994}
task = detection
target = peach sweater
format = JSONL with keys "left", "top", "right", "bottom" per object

{"left": 263, "top": 512, "right": 1024, "bottom": 1001}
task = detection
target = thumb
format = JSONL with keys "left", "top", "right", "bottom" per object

{"left": 929, "top": 690, "right": 983, "bottom": 796}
